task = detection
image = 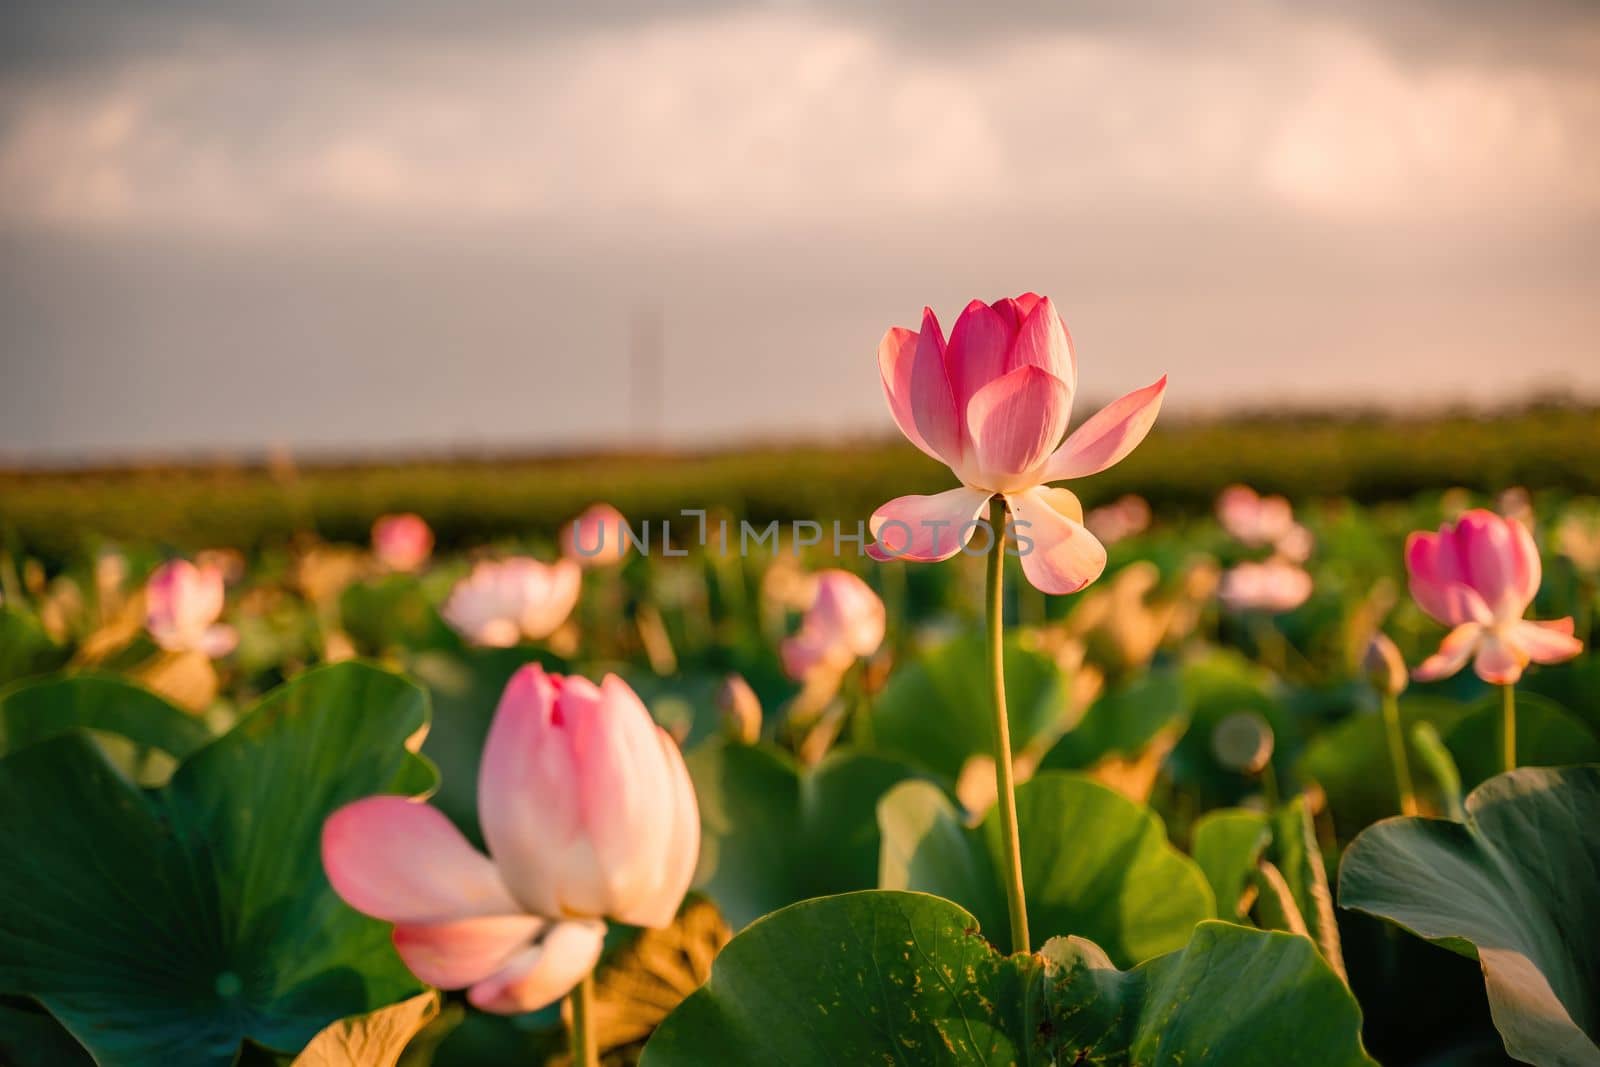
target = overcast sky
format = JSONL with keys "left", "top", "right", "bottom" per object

{"left": 2, "top": 0, "right": 1598, "bottom": 462}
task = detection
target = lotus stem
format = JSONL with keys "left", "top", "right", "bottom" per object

{"left": 569, "top": 972, "right": 598, "bottom": 1067}
{"left": 985, "top": 497, "right": 1030, "bottom": 954}
{"left": 1502, "top": 683, "right": 1516, "bottom": 774}
{"left": 1381, "top": 691, "right": 1418, "bottom": 816}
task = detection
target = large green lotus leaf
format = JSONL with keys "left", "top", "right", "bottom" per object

{"left": 1298, "top": 695, "right": 1471, "bottom": 838}
{"left": 1444, "top": 693, "right": 1600, "bottom": 792}
{"left": 1190, "top": 808, "right": 1271, "bottom": 921}
{"left": 0, "top": 662, "right": 436, "bottom": 1067}
{"left": 878, "top": 771, "right": 1213, "bottom": 962}
{"left": 640, "top": 891, "right": 1374, "bottom": 1066}
{"left": 689, "top": 739, "right": 920, "bottom": 929}
{"left": 1037, "top": 668, "right": 1190, "bottom": 772}
{"left": 1032, "top": 921, "right": 1375, "bottom": 1066}
{"left": 1339, "top": 765, "right": 1600, "bottom": 1066}
{"left": 0, "top": 673, "right": 213, "bottom": 780}
{"left": 870, "top": 632, "right": 1070, "bottom": 783}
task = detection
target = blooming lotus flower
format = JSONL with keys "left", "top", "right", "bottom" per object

{"left": 1407, "top": 509, "right": 1583, "bottom": 684}
{"left": 869, "top": 294, "right": 1166, "bottom": 594}
{"left": 477, "top": 665, "right": 700, "bottom": 927}
{"left": 372, "top": 513, "right": 434, "bottom": 572}
{"left": 442, "top": 558, "right": 580, "bottom": 647}
{"left": 780, "top": 570, "right": 886, "bottom": 681}
{"left": 1218, "top": 559, "right": 1313, "bottom": 614}
{"left": 562, "top": 502, "right": 631, "bottom": 568}
{"left": 322, "top": 797, "right": 605, "bottom": 1013}
{"left": 145, "top": 559, "right": 236, "bottom": 657}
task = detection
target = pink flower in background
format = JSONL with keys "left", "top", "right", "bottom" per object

{"left": 781, "top": 569, "right": 886, "bottom": 681}
{"left": 372, "top": 513, "right": 434, "bottom": 572}
{"left": 477, "top": 665, "right": 699, "bottom": 927}
{"left": 1217, "top": 485, "right": 1296, "bottom": 547}
{"left": 561, "top": 502, "right": 631, "bottom": 568}
{"left": 1084, "top": 494, "right": 1152, "bottom": 546}
{"left": 442, "top": 558, "right": 580, "bottom": 647}
{"left": 323, "top": 798, "right": 604, "bottom": 1013}
{"left": 869, "top": 294, "right": 1166, "bottom": 594}
{"left": 145, "top": 559, "right": 237, "bottom": 657}
{"left": 1218, "top": 559, "right": 1313, "bottom": 614}
{"left": 1407, "top": 509, "right": 1582, "bottom": 684}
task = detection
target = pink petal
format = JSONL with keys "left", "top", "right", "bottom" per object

{"left": 1453, "top": 511, "right": 1523, "bottom": 620}
{"left": 866, "top": 487, "right": 993, "bottom": 562}
{"left": 1006, "top": 296, "right": 1075, "bottom": 392}
{"left": 1406, "top": 532, "right": 1491, "bottom": 627}
{"left": 1473, "top": 632, "right": 1527, "bottom": 686}
{"left": 877, "top": 326, "right": 942, "bottom": 463}
{"left": 1411, "top": 623, "right": 1482, "bottom": 683}
{"left": 945, "top": 300, "right": 1015, "bottom": 413}
{"left": 392, "top": 915, "right": 546, "bottom": 989}
{"left": 322, "top": 796, "right": 520, "bottom": 924}
{"left": 199, "top": 624, "right": 238, "bottom": 659}
{"left": 1505, "top": 518, "right": 1543, "bottom": 615}
{"left": 906, "top": 308, "right": 964, "bottom": 464}
{"left": 966, "top": 366, "right": 1073, "bottom": 481}
{"left": 645, "top": 726, "right": 702, "bottom": 929}
{"left": 478, "top": 665, "right": 581, "bottom": 919}
{"left": 1038, "top": 375, "right": 1167, "bottom": 482}
{"left": 1005, "top": 487, "right": 1107, "bottom": 595}
{"left": 467, "top": 920, "right": 607, "bottom": 1015}
{"left": 1510, "top": 618, "right": 1583, "bottom": 665}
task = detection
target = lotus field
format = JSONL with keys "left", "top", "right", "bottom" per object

{"left": 5, "top": 296, "right": 1600, "bottom": 1067}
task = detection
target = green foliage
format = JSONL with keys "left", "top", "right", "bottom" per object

{"left": 688, "top": 739, "right": 921, "bottom": 929}
{"left": 640, "top": 891, "right": 1374, "bottom": 1066}
{"left": 878, "top": 772, "right": 1213, "bottom": 962}
{"left": 1340, "top": 765, "right": 1600, "bottom": 1066}
{"left": 0, "top": 663, "right": 436, "bottom": 1066}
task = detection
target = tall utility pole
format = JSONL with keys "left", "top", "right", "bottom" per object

{"left": 629, "top": 305, "right": 664, "bottom": 446}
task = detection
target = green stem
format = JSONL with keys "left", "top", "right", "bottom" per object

{"left": 1502, "top": 683, "right": 1517, "bottom": 775}
{"left": 1380, "top": 691, "right": 1418, "bottom": 816}
{"left": 986, "top": 498, "right": 1030, "bottom": 954}
{"left": 569, "top": 972, "right": 598, "bottom": 1067}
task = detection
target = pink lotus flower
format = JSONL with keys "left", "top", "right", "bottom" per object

{"left": 1084, "top": 494, "right": 1152, "bottom": 546}
{"left": 372, "top": 513, "right": 434, "bottom": 572}
{"left": 780, "top": 570, "right": 886, "bottom": 681}
{"left": 1218, "top": 559, "right": 1313, "bottom": 614}
{"left": 145, "top": 559, "right": 236, "bottom": 657}
{"left": 322, "top": 797, "right": 605, "bottom": 1013}
{"left": 1217, "top": 485, "right": 1294, "bottom": 547}
{"left": 561, "top": 502, "right": 631, "bottom": 568}
{"left": 478, "top": 665, "right": 699, "bottom": 927}
{"left": 442, "top": 558, "right": 580, "bottom": 647}
{"left": 869, "top": 294, "right": 1166, "bottom": 594}
{"left": 1407, "top": 509, "right": 1583, "bottom": 684}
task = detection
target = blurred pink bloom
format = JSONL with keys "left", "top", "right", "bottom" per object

{"left": 781, "top": 569, "right": 886, "bottom": 681}
{"left": 869, "top": 294, "right": 1166, "bottom": 594}
{"left": 442, "top": 558, "right": 580, "bottom": 647}
{"left": 1218, "top": 559, "right": 1313, "bottom": 614}
{"left": 1084, "top": 494, "right": 1152, "bottom": 546}
{"left": 478, "top": 665, "right": 699, "bottom": 927}
{"left": 1275, "top": 523, "right": 1315, "bottom": 564}
{"left": 1407, "top": 509, "right": 1582, "bottom": 685}
{"left": 561, "top": 502, "right": 631, "bottom": 568}
{"left": 372, "top": 513, "right": 434, "bottom": 572}
{"left": 145, "top": 559, "right": 236, "bottom": 657}
{"left": 322, "top": 799, "right": 604, "bottom": 1015}
{"left": 1216, "top": 485, "right": 1296, "bottom": 549}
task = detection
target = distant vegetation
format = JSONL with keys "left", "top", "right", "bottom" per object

{"left": 4, "top": 405, "right": 1597, "bottom": 561}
